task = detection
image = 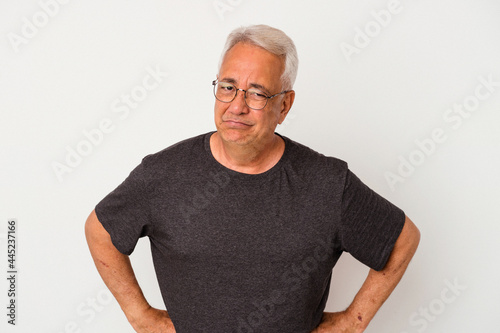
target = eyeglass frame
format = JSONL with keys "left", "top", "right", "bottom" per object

{"left": 212, "top": 79, "right": 291, "bottom": 110}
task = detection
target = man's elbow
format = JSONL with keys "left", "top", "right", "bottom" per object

{"left": 85, "top": 209, "right": 111, "bottom": 246}
{"left": 405, "top": 215, "right": 421, "bottom": 254}
{"left": 394, "top": 215, "right": 420, "bottom": 267}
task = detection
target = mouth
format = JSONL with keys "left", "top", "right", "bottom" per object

{"left": 223, "top": 119, "right": 253, "bottom": 128}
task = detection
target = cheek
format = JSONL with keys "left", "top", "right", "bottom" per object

{"left": 214, "top": 103, "right": 225, "bottom": 118}
{"left": 258, "top": 113, "right": 279, "bottom": 130}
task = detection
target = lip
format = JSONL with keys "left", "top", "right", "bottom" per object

{"left": 223, "top": 120, "right": 252, "bottom": 128}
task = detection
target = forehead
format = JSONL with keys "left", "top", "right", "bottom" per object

{"left": 219, "top": 43, "right": 284, "bottom": 89}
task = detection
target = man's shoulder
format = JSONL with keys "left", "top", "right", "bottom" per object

{"left": 140, "top": 132, "right": 211, "bottom": 170}
{"left": 281, "top": 134, "right": 348, "bottom": 170}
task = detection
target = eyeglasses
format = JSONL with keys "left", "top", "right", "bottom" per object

{"left": 212, "top": 80, "right": 290, "bottom": 110}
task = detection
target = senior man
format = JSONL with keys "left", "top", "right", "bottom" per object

{"left": 85, "top": 24, "right": 420, "bottom": 333}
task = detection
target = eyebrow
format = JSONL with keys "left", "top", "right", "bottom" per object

{"left": 220, "top": 77, "right": 237, "bottom": 85}
{"left": 219, "top": 77, "right": 272, "bottom": 96}
{"left": 249, "top": 83, "right": 271, "bottom": 95}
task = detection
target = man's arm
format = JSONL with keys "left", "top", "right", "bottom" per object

{"left": 85, "top": 210, "right": 176, "bottom": 333}
{"left": 311, "top": 215, "right": 420, "bottom": 333}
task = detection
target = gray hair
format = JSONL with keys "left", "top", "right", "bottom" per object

{"left": 218, "top": 24, "right": 299, "bottom": 91}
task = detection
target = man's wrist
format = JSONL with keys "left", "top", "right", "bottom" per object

{"left": 317, "top": 311, "right": 366, "bottom": 333}
{"left": 122, "top": 300, "right": 152, "bottom": 325}
{"left": 343, "top": 307, "right": 369, "bottom": 332}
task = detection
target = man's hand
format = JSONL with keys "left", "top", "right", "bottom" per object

{"left": 128, "top": 306, "right": 176, "bottom": 333}
{"left": 311, "top": 215, "right": 420, "bottom": 333}
{"left": 85, "top": 210, "right": 176, "bottom": 333}
{"left": 310, "top": 311, "right": 365, "bottom": 333}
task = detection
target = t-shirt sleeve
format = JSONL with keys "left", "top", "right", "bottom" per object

{"left": 95, "top": 161, "right": 152, "bottom": 255}
{"left": 339, "top": 169, "right": 405, "bottom": 271}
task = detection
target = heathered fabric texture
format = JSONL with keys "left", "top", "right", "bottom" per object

{"left": 95, "top": 132, "right": 405, "bottom": 333}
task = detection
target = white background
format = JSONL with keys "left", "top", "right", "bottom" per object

{"left": 1, "top": 0, "right": 499, "bottom": 332}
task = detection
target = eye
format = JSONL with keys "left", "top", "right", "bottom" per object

{"left": 219, "top": 82, "right": 234, "bottom": 92}
{"left": 247, "top": 89, "right": 267, "bottom": 100}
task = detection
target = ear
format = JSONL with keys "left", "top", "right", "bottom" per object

{"left": 278, "top": 90, "right": 295, "bottom": 124}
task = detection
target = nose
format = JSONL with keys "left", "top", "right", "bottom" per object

{"left": 228, "top": 89, "right": 250, "bottom": 115}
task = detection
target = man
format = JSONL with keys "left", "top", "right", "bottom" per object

{"left": 85, "top": 25, "right": 420, "bottom": 333}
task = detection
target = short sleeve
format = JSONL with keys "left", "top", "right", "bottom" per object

{"left": 95, "top": 161, "right": 152, "bottom": 255}
{"left": 339, "top": 170, "right": 405, "bottom": 271}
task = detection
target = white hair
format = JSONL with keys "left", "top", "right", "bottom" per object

{"left": 218, "top": 24, "right": 299, "bottom": 91}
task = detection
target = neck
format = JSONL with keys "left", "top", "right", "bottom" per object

{"left": 210, "top": 132, "right": 285, "bottom": 174}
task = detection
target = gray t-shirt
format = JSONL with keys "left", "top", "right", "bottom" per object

{"left": 95, "top": 132, "right": 405, "bottom": 333}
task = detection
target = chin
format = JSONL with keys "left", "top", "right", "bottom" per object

{"left": 218, "top": 127, "right": 254, "bottom": 146}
